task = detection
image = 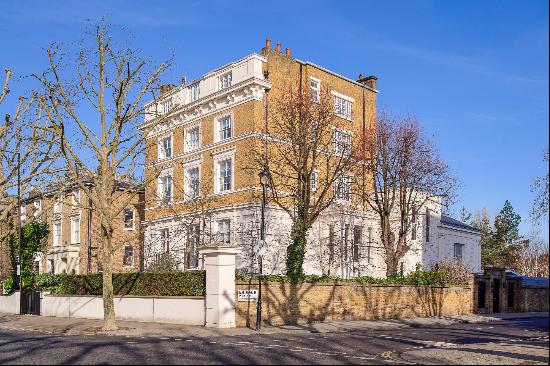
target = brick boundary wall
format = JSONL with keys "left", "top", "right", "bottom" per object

{"left": 235, "top": 281, "right": 473, "bottom": 328}
{"left": 518, "top": 286, "right": 549, "bottom": 312}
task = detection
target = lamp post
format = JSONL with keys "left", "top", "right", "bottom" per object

{"left": 256, "top": 166, "right": 270, "bottom": 331}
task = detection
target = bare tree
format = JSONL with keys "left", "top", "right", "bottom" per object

{"left": 531, "top": 147, "right": 549, "bottom": 225}
{"left": 356, "top": 112, "right": 456, "bottom": 277}
{"left": 1, "top": 69, "right": 58, "bottom": 232}
{"left": 508, "top": 237, "right": 549, "bottom": 278}
{"left": 250, "top": 84, "right": 355, "bottom": 281}
{"left": 34, "top": 24, "right": 170, "bottom": 331}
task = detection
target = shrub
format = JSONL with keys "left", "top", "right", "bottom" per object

{"left": 145, "top": 253, "right": 180, "bottom": 272}
{"left": 2, "top": 278, "right": 14, "bottom": 295}
{"left": 433, "top": 259, "right": 472, "bottom": 286}
{"left": 38, "top": 271, "right": 205, "bottom": 297}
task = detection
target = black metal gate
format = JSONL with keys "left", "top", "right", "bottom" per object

{"left": 20, "top": 291, "right": 41, "bottom": 315}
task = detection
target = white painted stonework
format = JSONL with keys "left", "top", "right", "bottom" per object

{"left": 40, "top": 294, "right": 205, "bottom": 325}
{"left": 143, "top": 198, "right": 482, "bottom": 278}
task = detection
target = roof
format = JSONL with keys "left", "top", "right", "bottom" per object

{"left": 440, "top": 214, "right": 481, "bottom": 233}
{"left": 520, "top": 276, "right": 549, "bottom": 287}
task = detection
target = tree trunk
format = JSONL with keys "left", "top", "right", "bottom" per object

{"left": 286, "top": 219, "right": 309, "bottom": 282}
{"left": 102, "top": 233, "right": 117, "bottom": 331}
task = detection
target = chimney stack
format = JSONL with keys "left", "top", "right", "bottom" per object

{"left": 276, "top": 43, "right": 282, "bottom": 52}
{"left": 160, "top": 84, "right": 177, "bottom": 95}
{"left": 265, "top": 39, "right": 271, "bottom": 49}
{"left": 181, "top": 75, "right": 187, "bottom": 86}
{"left": 285, "top": 48, "right": 290, "bottom": 56}
{"left": 357, "top": 74, "right": 378, "bottom": 90}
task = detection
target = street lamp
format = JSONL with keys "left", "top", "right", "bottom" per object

{"left": 256, "top": 166, "right": 270, "bottom": 331}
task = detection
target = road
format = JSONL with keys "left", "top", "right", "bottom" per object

{"left": 0, "top": 317, "right": 547, "bottom": 364}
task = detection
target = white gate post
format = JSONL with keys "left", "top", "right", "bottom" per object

{"left": 199, "top": 245, "right": 240, "bottom": 328}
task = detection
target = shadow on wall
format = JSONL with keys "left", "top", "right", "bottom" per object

{"left": 235, "top": 281, "right": 472, "bottom": 328}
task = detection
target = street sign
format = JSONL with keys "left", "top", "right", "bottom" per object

{"left": 238, "top": 289, "right": 258, "bottom": 302}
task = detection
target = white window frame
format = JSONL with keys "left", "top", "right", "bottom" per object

{"left": 454, "top": 243, "right": 465, "bottom": 260}
{"left": 123, "top": 245, "right": 134, "bottom": 267}
{"left": 159, "top": 228, "right": 170, "bottom": 253}
{"left": 72, "top": 190, "right": 80, "bottom": 208}
{"left": 161, "top": 97, "right": 173, "bottom": 114}
{"left": 215, "top": 113, "right": 233, "bottom": 142}
{"left": 184, "top": 165, "right": 201, "bottom": 200}
{"left": 332, "top": 91, "right": 354, "bottom": 121}
{"left": 334, "top": 174, "right": 353, "bottom": 202}
{"left": 20, "top": 205, "right": 26, "bottom": 222}
{"left": 124, "top": 208, "right": 135, "bottom": 230}
{"left": 157, "top": 169, "right": 174, "bottom": 205}
{"left": 188, "top": 82, "right": 200, "bottom": 103}
{"left": 71, "top": 215, "right": 80, "bottom": 244}
{"left": 185, "top": 125, "right": 201, "bottom": 153}
{"left": 158, "top": 134, "right": 173, "bottom": 160}
{"left": 333, "top": 129, "right": 352, "bottom": 156}
{"left": 213, "top": 149, "right": 235, "bottom": 194}
{"left": 217, "top": 219, "right": 231, "bottom": 244}
{"left": 218, "top": 71, "right": 232, "bottom": 90}
{"left": 311, "top": 170, "right": 319, "bottom": 192}
{"left": 54, "top": 195, "right": 63, "bottom": 214}
{"left": 310, "top": 77, "right": 321, "bottom": 103}
{"left": 53, "top": 220, "right": 62, "bottom": 247}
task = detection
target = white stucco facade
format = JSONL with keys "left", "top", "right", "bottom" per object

{"left": 143, "top": 198, "right": 482, "bottom": 278}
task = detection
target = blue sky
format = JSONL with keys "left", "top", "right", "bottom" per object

{"left": 1, "top": 0, "right": 548, "bottom": 240}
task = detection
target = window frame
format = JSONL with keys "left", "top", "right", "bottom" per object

{"left": 310, "top": 76, "right": 321, "bottom": 103}
{"left": 70, "top": 215, "right": 80, "bottom": 244}
{"left": 53, "top": 220, "right": 62, "bottom": 247}
{"left": 123, "top": 245, "right": 134, "bottom": 267}
{"left": 311, "top": 170, "right": 319, "bottom": 193}
{"left": 216, "top": 113, "right": 233, "bottom": 142}
{"left": 218, "top": 71, "right": 233, "bottom": 90}
{"left": 124, "top": 208, "right": 136, "bottom": 230}
{"left": 454, "top": 243, "right": 465, "bottom": 260}
{"left": 188, "top": 82, "right": 200, "bottom": 103}
{"left": 333, "top": 129, "right": 352, "bottom": 156}
{"left": 185, "top": 165, "right": 201, "bottom": 200}
{"left": 332, "top": 92, "right": 354, "bottom": 120}
{"left": 185, "top": 125, "right": 201, "bottom": 153}
{"left": 158, "top": 134, "right": 173, "bottom": 160}
{"left": 217, "top": 219, "right": 231, "bottom": 244}
{"left": 334, "top": 174, "right": 353, "bottom": 202}
{"left": 161, "top": 97, "right": 173, "bottom": 114}
{"left": 158, "top": 170, "right": 174, "bottom": 205}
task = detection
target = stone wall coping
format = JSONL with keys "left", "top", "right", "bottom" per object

{"left": 42, "top": 293, "right": 205, "bottom": 300}
{"left": 235, "top": 281, "right": 471, "bottom": 289}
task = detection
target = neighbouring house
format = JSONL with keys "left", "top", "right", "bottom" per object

{"left": 140, "top": 40, "right": 482, "bottom": 277}
{"left": 21, "top": 180, "right": 145, "bottom": 275}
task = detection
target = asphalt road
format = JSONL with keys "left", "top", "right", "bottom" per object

{"left": 0, "top": 317, "right": 547, "bottom": 364}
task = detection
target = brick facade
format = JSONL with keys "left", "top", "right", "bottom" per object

{"left": 235, "top": 280, "right": 473, "bottom": 328}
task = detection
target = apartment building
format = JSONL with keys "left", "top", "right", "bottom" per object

{"left": 22, "top": 183, "right": 145, "bottom": 275}
{"left": 141, "top": 40, "right": 481, "bottom": 277}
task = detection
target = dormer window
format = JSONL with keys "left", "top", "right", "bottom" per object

{"left": 219, "top": 72, "right": 232, "bottom": 90}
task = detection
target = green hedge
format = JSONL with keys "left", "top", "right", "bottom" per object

{"left": 236, "top": 269, "right": 468, "bottom": 287}
{"left": 36, "top": 271, "right": 205, "bottom": 297}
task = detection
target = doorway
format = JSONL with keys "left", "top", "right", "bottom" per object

{"left": 492, "top": 279, "right": 501, "bottom": 313}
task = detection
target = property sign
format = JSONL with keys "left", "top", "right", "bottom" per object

{"left": 238, "top": 290, "right": 258, "bottom": 302}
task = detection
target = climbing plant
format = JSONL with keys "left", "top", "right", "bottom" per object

{"left": 7, "top": 221, "right": 49, "bottom": 291}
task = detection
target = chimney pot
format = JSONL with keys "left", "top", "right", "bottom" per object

{"left": 181, "top": 75, "right": 187, "bottom": 85}
{"left": 276, "top": 43, "right": 281, "bottom": 52}
{"left": 285, "top": 48, "right": 290, "bottom": 56}
{"left": 265, "top": 39, "right": 271, "bottom": 49}
{"left": 357, "top": 75, "right": 378, "bottom": 90}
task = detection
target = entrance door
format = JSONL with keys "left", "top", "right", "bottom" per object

{"left": 21, "top": 291, "right": 41, "bottom": 315}
{"left": 492, "top": 279, "right": 501, "bottom": 313}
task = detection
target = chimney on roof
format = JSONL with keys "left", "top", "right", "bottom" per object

{"left": 265, "top": 39, "right": 271, "bottom": 49}
{"left": 160, "top": 84, "right": 177, "bottom": 95}
{"left": 276, "top": 43, "right": 282, "bottom": 52}
{"left": 181, "top": 75, "right": 187, "bottom": 86}
{"left": 285, "top": 48, "right": 290, "bottom": 56}
{"left": 357, "top": 74, "right": 378, "bottom": 90}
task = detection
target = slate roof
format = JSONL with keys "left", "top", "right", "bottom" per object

{"left": 519, "top": 276, "right": 549, "bottom": 288}
{"left": 440, "top": 214, "right": 481, "bottom": 233}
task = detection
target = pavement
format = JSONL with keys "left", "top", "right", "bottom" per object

{"left": 0, "top": 311, "right": 547, "bottom": 338}
{"left": 0, "top": 315, "right": 547, "bottom": 364}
